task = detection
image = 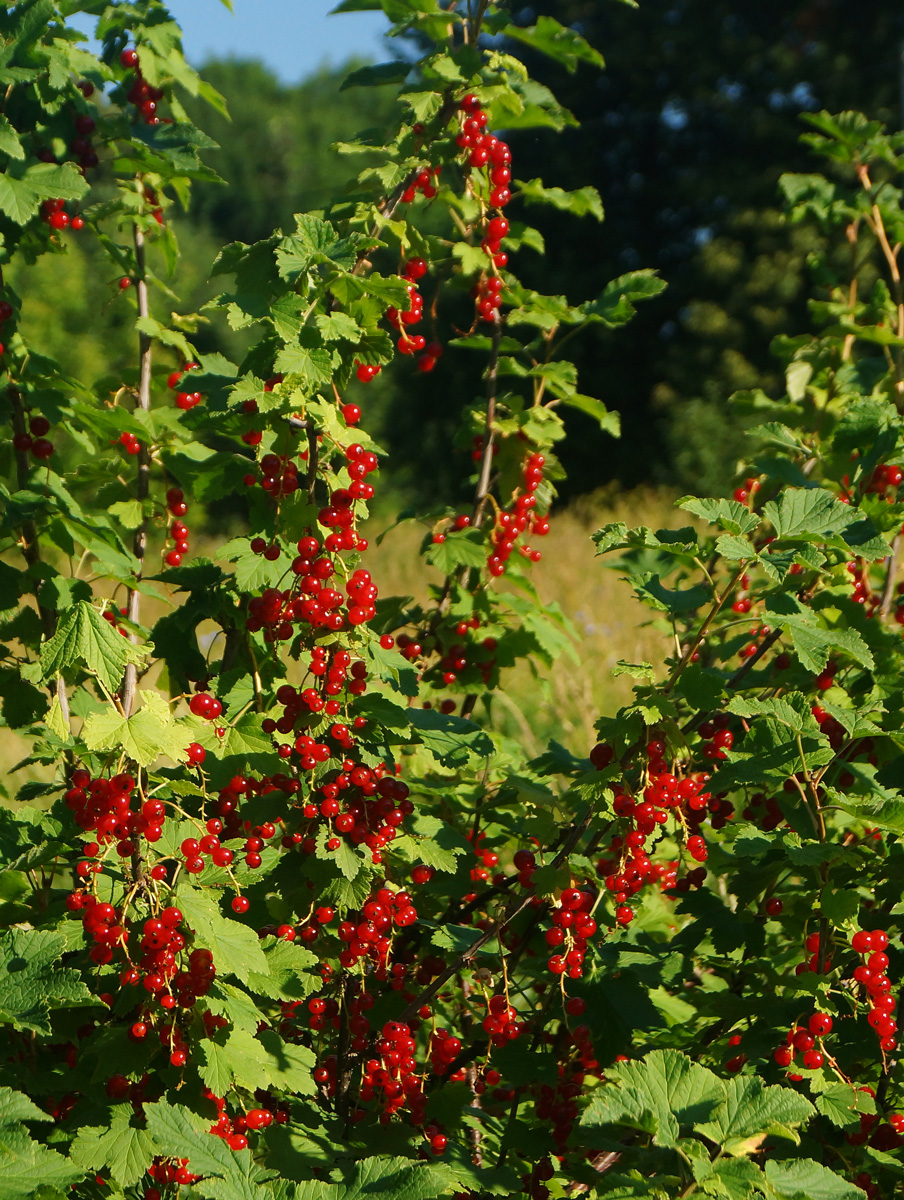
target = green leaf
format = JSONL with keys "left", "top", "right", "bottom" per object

{"left": 0, "top": 115, "right": 24, "bottom": 161}
{"left": 408, "top": 707, "right": 493, "bottom": 765}
{"left": 135, "top": 315, "right": 196, "bottom": 360}
{"left": 505, "top": 15, "right": 604, "bottom": 72}
{"left": 0, "top": 1090, "right": 49, "bottom": 1126}
{"left": 764, "top": 1158, "right": 866, "bottom": 1200}
{"left": 198, "top": 1024, "right": 269, "bottom": 1094}
{"left": 582, "top": 270, "right": 667, "bottom": 327}
{"left": 716, "top": 533, "right": 757, "bottom": 561}
{"left": 560, "top": 393, "right": 620, "bottom": 435}
{"left": 0, "top": 1106, "right": 81, "bottom": 1199}
{"left": 675, "top": 663, "right": 724, "bottom": 711}
{"left": 820, "top": 888, "right": 860, "bottom": 925}
{"left": 70, "top": 1107, "right": 155, "bottom": 1189}
{"left": 763, "top": 598, "right": 873, "bottom": 673}
{"left": 582, "top": 1049, "right": 724, "bottom": 1147}
{"left": 696, "top": 1076, "right": 814, "bottom": 1153}
{"left": 393, "top": 814, "right": 469, "bottom": 873}
{"left": 45, "top": 694, "right": 70, "bottom": 739}
{"left": 815, "top": 1083, "right": 875, "bottom": 1129}
{"left": 763, "top": 488, "right": 862, "bottom": 540}
{"left": 175, "top": 885, "right": 268, "bottom": 984}
{"left": 725, "top": 692, "right": 818, "bottom": 735}
{"left": 40, "top": 601, "right": 149, "bottom": 695}
{"left": 83, "top": 691, "right": 193, "bottom": 768}
{"left": 244, "top": 937, "right": 321, "bottom": 1003}
{"left": 106, "top": 500, "right": 145, "bottom": 529}
{"left": 430, "top": 923, "right": 495, "bottom": 958}
{"left": 273, "top": 330, "right": 334, "bottom": 391}
{"left": 697, "top": 1157, "right": 765, "bottom": 1199}
{"left": 633, "top": 573, "right": 712, "bottom": 614}
{"left": 257, "top": 1029, "right": 317, "bottom": 1095}
{"left": 593, "top": 522, "right": 699, "bottom": 556}
{"left": 193, "top": 711, "right": 275, "bottom": 762}
{"left": 424, "top": 527, "right": 487, "bottom": 573}
{"left": 680, "top": 496, "right": 760, "bottom": 537}
{"left": 516, "top": 178, "right": 604, "bottom": 219}
{"left": 0, "top": 928, "right": 94, "bottom": 1035}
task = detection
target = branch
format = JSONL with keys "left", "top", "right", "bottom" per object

{"left": 120, "top": 217, "right": 153, "bottom": 718}
{"left": 471, "top": 311, "right": 502, "bottom": 531}
{"left": 9, "top": 384, "right": 70, "bottom": 723}
{"left": 880, "top": 534, "right": 900, "bottom": 619}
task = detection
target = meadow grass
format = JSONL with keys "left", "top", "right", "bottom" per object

{"left": 366, "top": 486, "right": 683, "bottom": 757}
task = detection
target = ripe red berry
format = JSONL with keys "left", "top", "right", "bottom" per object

{"left": 120, "top": 48, "right": 139, "bottom": 68}
{"left": 808, "top": 1013, "right": 833, "bottom": 1037}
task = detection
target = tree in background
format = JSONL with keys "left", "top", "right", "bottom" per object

{"left": 502, "top": 0, "right": 904, "bottom": 496}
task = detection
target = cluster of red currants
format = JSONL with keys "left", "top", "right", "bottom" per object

{"left": 847, "top": 1101, "right": 904, "bottom": 1167}
{"left": 482, "top": 993, "right": 525, "bottom": 1047}
{"left": 741, "top": 791, "right": 786, "bottom": 833}
{"left": 188, "top": 691, "right": 223, "bottom": 721}
{"left": 333, "top": 888, "right": 418, "bottom": 971}
{"left": 732, "top": 475, "right": 761, "bottom": 506}
{"left": 851, "top": 928, "right": 898, "bottom": 1052}
{"left": 429, "top": 1027, "right": 463, "bottom": 1077}
{"left": 244, "top": 449, "right": 300, "bottom": 495}
{"left": 455, "top": 93, "right": 513, "bottom": 225}
{"left": 545, "top": 887, "right": 598, "bottom": 978}
{"left": 773, "top": 1011, "right": 833, "bottom": 1073}
{"left": 127, "top": 954, "right": 216, "bottom": 1065}
{"left": 64, "top": 769, "right": 149, "bottom": 860}
{"left": 168, "top": 360, "right": 202, "bottom": 411}
{"left": 143, "top": 1156, "right": 201, "bottom": 1196}
{"left": 384, "top": 257, "right": 443, "bottom": 371}
{"left": 163, "top": 514, "right": 191, "bottom": 567}
{"left": 594, "top": 741, "right": 712, "bottom": 922}
{"left": 12, "top": 409, "right": 54, "bottom": 461}
{"left": 101, "top": 604, "right": 130, "bottom": 638}
{"left": 534, "top": 1056, "right": 590, "bottom": 1159}
{"left": 41, "top": 197, "right": 86, "bottom": 232}
{"left": 178, "top": 828, "right": 234, "bottom": 875}
{"left": 249, "top": 538, "right": 377, "bottom": 642}
{"left": 204, "top": 1087, "right": 286, "bottom": 1152}
{"left": 302, "top": 768, "right": 413, "bottom": 866}
{"left": 399, "top": 164, "right": 440, "bottom": 205}
{"left": 486, "top": 452, "right": 550, "bottom": 576}
{"left": 120, "top": 48, "right": 168, "bottom": 126}
{"left": 360, "top": 1019, "right": 425, "bottom": 1121}
{"left": 864, "top": 461, "right": 903, "bottom": 495}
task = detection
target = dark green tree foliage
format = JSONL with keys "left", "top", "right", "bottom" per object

{"left": 503, "top": 0, "right": 904, "bottom": 495}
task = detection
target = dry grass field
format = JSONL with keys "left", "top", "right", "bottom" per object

{"left": 0, "top": 486, "right": 685, "bottom": 794}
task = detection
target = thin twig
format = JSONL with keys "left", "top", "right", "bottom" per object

{"left": 394, "top": 806, "right": 594, "bottom": 1028}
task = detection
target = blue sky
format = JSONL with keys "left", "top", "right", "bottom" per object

{"left": 156, "top": 1, "right": 392, "bottom": 82}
